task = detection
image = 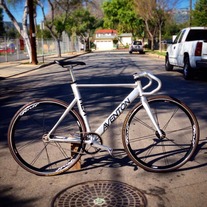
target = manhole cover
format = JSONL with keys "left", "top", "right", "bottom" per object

{"left": 51, "top": 180, "right": 147, "bottom": 207}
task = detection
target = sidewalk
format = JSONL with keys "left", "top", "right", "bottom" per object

{"left": 0, "top": 51, "right": 165, "bottom": 79}
{"left": 0, "top": 52, "right": 85, "bottom": 79}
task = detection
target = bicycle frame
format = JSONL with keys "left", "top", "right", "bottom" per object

{"left": 8, "top": 60, "right": 200, "bottom": 175}
{"left": 47, "top": 66, "right": 163, "bottom": 146}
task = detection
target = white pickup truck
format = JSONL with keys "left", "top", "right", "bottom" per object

{"left": 165, "top": 27, "right": 207, "bottom": 79}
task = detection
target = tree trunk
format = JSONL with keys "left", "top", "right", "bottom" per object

{"left": 85, "top": 36, "right": 90, "bottom": 51}
{"left": 145, "top": 20, "right": 154, "bottom": 50}
{"left": 159, "top": 24, "right": 162, "bottom": 51}
{"left": 22, "top": 1, "right": 32, "bottom": 62}
{"left": 28, "top": 0, "right": 38, "bottom": 64}
{"left": 57, "top": 39, "right": 61, "bottom": 57}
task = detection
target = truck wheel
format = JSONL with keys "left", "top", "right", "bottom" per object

{"left": 183, "top": 57, "right": 193, "bottom": 80}
{"left": 165, "top": 55, "right": 173, "bottom": 71}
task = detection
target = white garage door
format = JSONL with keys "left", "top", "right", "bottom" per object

{"left": 96, "top": 40, "right": 113, "bottom": 51}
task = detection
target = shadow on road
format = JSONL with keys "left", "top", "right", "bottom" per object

{"left": 1, "top": 53, "right": 207, "bottom": 207}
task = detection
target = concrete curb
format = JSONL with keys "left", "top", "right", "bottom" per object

{"left": 0, "top": 52, "right": 88, "bottom": 79}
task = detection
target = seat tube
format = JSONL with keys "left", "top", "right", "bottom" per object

{"left": 71, "top": 82, "right": 91, "bottom": 132}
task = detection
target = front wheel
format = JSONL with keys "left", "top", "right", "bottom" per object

{"left": 165, "top": 55, "right": 174, "bottom": 71}
{"left": 8, "top": 98, "right": 86, "bottom": 176}
{"left": 122, "top": 95, "right": 199, "bottom": 172}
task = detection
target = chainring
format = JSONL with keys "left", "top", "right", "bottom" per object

{"left": 84, "top": 133, "right": 103, "bottom": 154}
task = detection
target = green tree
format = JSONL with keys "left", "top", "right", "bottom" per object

{"left": 102, "top": 0, "right": 144, "bottom": 38}
{"left": 36, "top": 24, "right": 52, "bottom": 39}
{"left": 192, "top": 0, "right": 207, "bottom": 26}
{"left": 162, "top": 20, "right": 180, "bottom": 40}
{"left": 66, "top": 8, "right": 98, "bottom": 51}
{"left": 6, "top": 27, "right": 19, "bottom": 38}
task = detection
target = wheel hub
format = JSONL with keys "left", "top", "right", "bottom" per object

{"left": 42, "top": 134, "right": 49, "bottom": 142}
{"left": 155, "top": 130, "right": 166, "bottom": 139}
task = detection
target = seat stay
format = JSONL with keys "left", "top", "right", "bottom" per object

{"left": 47, "top": 98, "right": 77, "bottom": 138}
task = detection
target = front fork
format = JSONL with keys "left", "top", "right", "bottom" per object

{"left": 141, "top": 96, "right": 165, "bottom": 138}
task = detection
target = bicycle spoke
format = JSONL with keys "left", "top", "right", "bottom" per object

{"left": 17, "top": 138, "right": 41, "bottom": 151}
{"left": 162, "top": 107, "right": 180, "bottom": 131}
{"left": 133, "top": 116, "right": 156, "bottom": 131}
{"left": 30, "top": 142, "right": 49, "bottom": 166}
{"left": 123, "top": 96, "right": 199, "bottom": 172}
{"left": 8, "top": 99, "right": 86, "bottom": 175}
{"left": 129, "top": 133, "right": 155, "bottom": 143}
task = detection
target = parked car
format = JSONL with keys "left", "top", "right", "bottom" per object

{"left": 129, "top": 41, "right": 144, "bottom": 54}
{"left": 165, "top": 27, "right": 207, "bottom": 80}
{"left": 0, "top": 42, "right": 16, "bottom": 54}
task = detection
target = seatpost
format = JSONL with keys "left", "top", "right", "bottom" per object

{"left": 68, "top": 65, "right": 76, "bottom": 82}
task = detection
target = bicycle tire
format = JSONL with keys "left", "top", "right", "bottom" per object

{"left": 122, "top": 95, "right": 199, "bottom": 172}
{"left": 8, "top": 98, "right": 86, "bottom": 176}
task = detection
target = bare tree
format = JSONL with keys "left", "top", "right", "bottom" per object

{"left": 37, "top": 0, "right": 83, "bottom": 57}
{"left": 84, "top": 0, "right": 104, "bottom": 18}
{"left": 134, "top": 0, "right": 157, "bottom": 50}
{"left": 134, "top": 0, "right": 180, "bottom": 50}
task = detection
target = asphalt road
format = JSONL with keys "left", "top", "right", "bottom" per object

{"left": 1, "top": 51, "right": 207, "bottom": 207}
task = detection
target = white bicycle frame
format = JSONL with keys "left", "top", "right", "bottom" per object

{"left": 47, "top": 65, "right": 163, "bottom": 152}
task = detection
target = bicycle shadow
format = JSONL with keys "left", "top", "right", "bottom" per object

{"left": 177, "top": 138, "right": 207, "bottom": 172}
{"left": 61, "top": 138, "right": 207, "bottom": 175}
{"left": 62, "top": 149, "right": 139, "bottom": 175}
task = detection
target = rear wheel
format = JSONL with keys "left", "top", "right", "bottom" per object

{"left": 8, "top": 98, "right": 86, "bottom": 176}
{"left": 122, "top": 95, "right": 199, "bottom": 172}
{"left": 183, "top": 56, "right": 193, "bottom": 80}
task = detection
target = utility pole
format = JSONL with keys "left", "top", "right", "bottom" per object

{"left": 189, "top": 0, "right": 192, "bottom": 26}
{"left": 28, "top": 0, "right": 38, "bottom": 64}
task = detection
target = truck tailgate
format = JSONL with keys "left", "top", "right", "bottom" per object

{"left": 202, "top": 41, "right": 207, "bottom": 59}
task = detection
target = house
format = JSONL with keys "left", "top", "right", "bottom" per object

{"left": 94, "top": 29, "right": 118, "bottom": 51}
{"left": 94, "top": 30, "right": 133, "bottom": 50}
{"left": 118, "top": 33, "right": 133, "bottom": 48}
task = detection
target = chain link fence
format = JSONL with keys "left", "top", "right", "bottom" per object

{"left": 0, "top": 33, "right": 81, "bottom": 63}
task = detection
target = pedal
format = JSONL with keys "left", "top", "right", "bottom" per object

{"left": 89, "top": 141, "right": 113, "bottom": 157}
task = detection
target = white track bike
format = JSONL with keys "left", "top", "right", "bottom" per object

{"left": 8, "top": 60, "right": 200, "bottom": 176}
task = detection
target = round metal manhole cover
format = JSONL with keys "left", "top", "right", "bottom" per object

{"left": 51, "top": 180, "right": 147, "bottom": 207}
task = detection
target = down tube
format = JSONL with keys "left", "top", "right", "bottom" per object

{"left": 95, "top": 87, "right": 139, "bottom": 135}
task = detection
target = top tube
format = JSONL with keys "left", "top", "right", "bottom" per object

{"left": 54, "top": 60, "right": 162, "bottom": 95}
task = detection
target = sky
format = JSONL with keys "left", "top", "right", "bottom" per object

{"left": 3, "top": 0, "right": 196, "bottom": 25}
{"left": 177, "top": 0, "right": 196, "bottom": 9}
{"left": 3, "top": 2, "right": 47, "bottom": 24}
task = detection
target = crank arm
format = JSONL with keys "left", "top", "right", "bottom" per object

{"left": 84, "top": 140, "right": 113, "bottom": 156}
